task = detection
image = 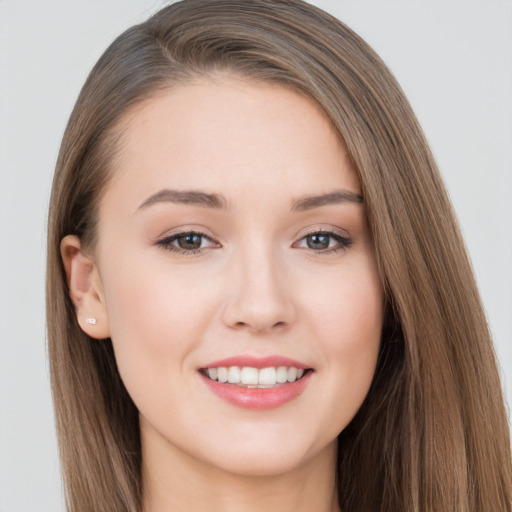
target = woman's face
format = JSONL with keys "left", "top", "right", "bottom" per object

{"left": 92, "top": 77, "right": 384, "bottom": 476}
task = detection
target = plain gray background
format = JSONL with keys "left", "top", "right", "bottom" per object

{"left": 1, "top": 1, "right": 511, "bottom": 510}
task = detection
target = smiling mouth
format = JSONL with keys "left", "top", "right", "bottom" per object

{"left": 200, "top": 366, "right": 310, "bottom": 388}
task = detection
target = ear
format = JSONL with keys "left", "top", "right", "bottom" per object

{"left": 60, "top": 235, "right": 111, "bottom": 339}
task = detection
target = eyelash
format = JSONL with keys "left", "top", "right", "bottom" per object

{"left": 155, "top": 231, "right": 218, "bottom": 255}
{"left": 155, "top": 229, "right": 353, "bottom": 256}
{"left": 293, "top": 230, "right": 353, "bottom": 255}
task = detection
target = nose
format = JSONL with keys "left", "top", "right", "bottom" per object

{"left": 222, "top": 245, "right": 297, "bottom": 334}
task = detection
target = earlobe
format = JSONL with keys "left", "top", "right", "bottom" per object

{"left": 60, "top": 235, "right": 111, "bottom": 339}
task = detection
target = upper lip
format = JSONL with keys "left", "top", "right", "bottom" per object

{"left": 200, "top": 355, "right": 311, "bottom": 370}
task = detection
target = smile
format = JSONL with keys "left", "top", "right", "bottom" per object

{"left": 199, "top": 356, "right": 313, "bottom": 410}
{"left": 202, "top": 366, "right": 306, "bottom": 388}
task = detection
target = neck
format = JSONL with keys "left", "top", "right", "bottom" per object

{"left": 141, "top": 427, "right": 340, "bottom": 512}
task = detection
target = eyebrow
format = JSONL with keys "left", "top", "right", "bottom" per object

{"left": 137, "top": 188, "right": 363, "bottom": 212}
{"left": 138, "top": 189, "right": 228, "bottom": 210}
{"left": 291, "top": 190, "right": 363, "bottom": 211}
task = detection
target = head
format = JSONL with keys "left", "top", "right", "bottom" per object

{"left": 47, "top": 1, "right": 511, "bottom": 511}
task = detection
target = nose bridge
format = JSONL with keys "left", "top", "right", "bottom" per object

{"left": 223, "top": 235, "right": 295, "bottom": 332}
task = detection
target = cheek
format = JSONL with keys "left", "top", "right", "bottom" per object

{"left": 99, "top": 254, "right": 219, "bottom": 385}
{"left": 303, "top": 257, "right": 383, "bottom": 423}
{"left": 307, "top": 258, "right": 383, "bottom": 353}
{"left": 99, "top": 257, "right": 226, "bottom": 431}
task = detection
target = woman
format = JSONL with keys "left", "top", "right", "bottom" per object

{"left": 46, "top": 0, "right": 512, "bottom": 510}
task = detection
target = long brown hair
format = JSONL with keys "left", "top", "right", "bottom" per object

{"left": 46, "top": 1, "right": 512, "bottom": 510}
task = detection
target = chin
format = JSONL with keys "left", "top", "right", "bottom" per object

{"left": 198, "top": 433, "right": 337, "bottom": 478}
{"left": 210, "top": 451, "right": 310, "bottom": 478}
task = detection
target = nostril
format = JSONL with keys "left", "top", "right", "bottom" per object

{"left": 231, "top": 320, "right": 287, "bottom": 331}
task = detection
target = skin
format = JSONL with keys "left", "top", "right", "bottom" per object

{"left": 62, "top": 77, "right": 384, "bottom": 512}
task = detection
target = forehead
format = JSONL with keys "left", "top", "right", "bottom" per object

{"left": 104, "top": 77, "right": 360, "bottom": 211}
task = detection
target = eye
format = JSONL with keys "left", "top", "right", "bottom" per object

{"left": 156, "top": 231, "right": 219, "bottom": 254}
{"left": 293, "top": 230, "right": 352, "bottom": 253}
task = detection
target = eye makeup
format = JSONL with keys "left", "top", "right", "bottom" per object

{"left": 292, "top": 228, "right": 353, "bottom": 255}
{"left": 154, "top": 227, "right": 353, "bottom": 257}
{"left": 155, "top": 230, "right": 220, "bottom": 255}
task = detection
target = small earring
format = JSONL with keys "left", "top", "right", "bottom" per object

{"left": 86, "top": 317, "right": 97, "bottom": 325}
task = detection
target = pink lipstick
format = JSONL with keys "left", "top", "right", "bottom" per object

{"left": 198, "top": 355, "right": 313, "bottom": 410}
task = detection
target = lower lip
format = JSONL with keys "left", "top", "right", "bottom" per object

{"left": 200, "top": 372, "right": 312, "bottom": 410}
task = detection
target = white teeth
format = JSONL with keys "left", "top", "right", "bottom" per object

{"left": 276, "top": 366, "right": 288, "bottom": 383}
{"left": 258, "top": 367, "right": 277, "bottom": 386}
{"left": 240, "top": 367, "right": 259, "bottom": 385}
{"left": 217, "top": 367, "right": 228, "bottom": 383}
{"left": 227, "top": 366, "right": 241, "bottom": 383}
{"left": 204, "top": 365, "right": 307, "bottom": 386}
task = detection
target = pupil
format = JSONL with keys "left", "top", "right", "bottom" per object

{"left": 178, "top": 234, "right": 202, "bottom": 250}
{"left": 307, "top": 234, "right": 329, "bottom": 250}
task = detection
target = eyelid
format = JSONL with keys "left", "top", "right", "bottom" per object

{"left": 152, "top": 225, "right": 352, "bottom": 256}
{"left": 153, "top": 227, "right": 221, "bottom": 256}
{"left": 292, "top": 226, "right": 353, "bottom": 253}
{"left": 298, "top": 225, "right": 350, "bottom": 237}
{"left": 293, "top": 225, "right": 352, "bottom": 243}
{"left": 154, "top": 224, "right": 217, "bottom": 240}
